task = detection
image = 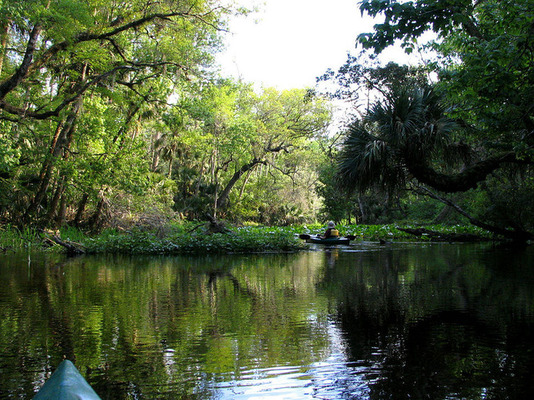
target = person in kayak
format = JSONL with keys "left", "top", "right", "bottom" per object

{"left": 322, "top": 221, "right": 339, "bottom": 238}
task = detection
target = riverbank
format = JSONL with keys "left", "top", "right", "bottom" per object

{"left": 0, "top": 223, "right": 493, "bottom": 255}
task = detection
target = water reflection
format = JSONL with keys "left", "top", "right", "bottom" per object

{"left": 0, "top": 244, "right": 534, "bottom": 399}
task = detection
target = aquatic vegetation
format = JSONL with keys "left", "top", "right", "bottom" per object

{"left": 296, "top": 223, "right": 492, "bottom": 242}
{"left": 81, "top": 225, "right": 306, "bottom": 254}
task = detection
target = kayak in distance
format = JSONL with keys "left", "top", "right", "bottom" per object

{"left": 299, "top": 234, "right": 354, "bottom": 245}
{"left": 33, "top": 360, "right": 101, "bottom": 400}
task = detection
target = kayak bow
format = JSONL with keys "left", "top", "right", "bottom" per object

{"left": 33, "top": 360, "right": 101, "bottom": 400}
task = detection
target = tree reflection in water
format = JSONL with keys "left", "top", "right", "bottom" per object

{"left": 0, "top": 244, "right": 533, "bottom": 399}
{"left": 328, "top": 245, "right": 534, "bottom": 399}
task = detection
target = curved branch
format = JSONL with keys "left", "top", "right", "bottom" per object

{"left": 406, "top": 151, "right": 527, "bottom": 192}
{"left": 0, "top": 65, "right": 137, "bottom": 119}
{"left": 25, "top": 11, "right": 191, "bottom": 77}
{"left": 216, "top": 158, "right": 267, "bottom": 209}
{"left": 0, "top": 7, "right": 219, "bottom": 104}
{"left": 0, "top": 24, "right": 41, "bottom": 98}
{"left": 415, "top": 184, "right": 533, "bottom": 242}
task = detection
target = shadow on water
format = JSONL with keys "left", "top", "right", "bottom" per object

{"left": 0, "top": 244, "right": 534, "bottom": 399}
{"left": 326, "top": 243, "right": 534, "bottom": 400}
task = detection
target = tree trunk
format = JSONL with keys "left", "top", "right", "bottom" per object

{"left": 0, "top": 23, "right": 42, "bottom": 99}
{"left": 88, "top": 197, "right": 106, "bottom": 231}
{"left": 0, "top": 19, "right": 9, "bottom": 77}
{"left": 216, "top": 158, "right": 266, "bottom": 210}
{"left": 150, "top": 132, "right": 161, "bottom": 172}
{"left": 358, "top": 196, "right": 367, "bottom": 224}
{"left": 24, "top": 63, "right": 86, "bottom": 224}
{"left": 24, "top": 113, "right": 78, "bottom": 222}
{"left": 194, "top": 160, "right": 206, "bottom": 196}
{"left": 73, "top": 193, "right": 89, "bottom": 227}
{"left": 151, "top": 150, "right": 160, "bottom": 172}
{"left": 417, "top": 185, "right": 534, "bottom": 243}
{"left": 57, "top": 192, "right": 67, "bottom": 227}
{"left": 26, "top": 122, "right": 64, "bottom": 218}
{"left": 112, "top": 103, "right": 141, "bottom": 145}
{"left": 167, "top": 152, "right": 174, "bottom": 178}
{"left": 45, "top": 179, "right": 65, "bottom": 226}
{"left": 238, "top": 169, "right": 253, "bottom": 201}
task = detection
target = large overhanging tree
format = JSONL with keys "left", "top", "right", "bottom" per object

{"left": 0, "top": 0, "right": 236, "bottom": 227}
{"left": 335, "top": 0, "right": 534, "bottom": 242}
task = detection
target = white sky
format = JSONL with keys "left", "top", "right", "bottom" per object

{"left": 218, "top": 0, "right": 374, "bottom": 90}
{"left": 216, "top": 0, "right": 429, "bottom": 132}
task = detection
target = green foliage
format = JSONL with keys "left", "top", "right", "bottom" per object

{"left": 337, "top": 87, "right": 455, "bottom": 194}
{"left": 72, "top": 223, "right": 490, "bottom": 254}
{"left": 316, "top": 161, "right": 357, "bottom": 222}
{"left": 319, "top": 58, "right": 432, "bottom": 102}
{"left": 357, "top": 0, "right": 534, "bottom": 150}
{"left": 401, "top": 197, "right": 445, "bottom": 223}
{"left": 0, "top": 220, "right": 493, "bottom": 255}
{"left": 167, "top": 80, "right": 331, "bottom": 222}
{"left": 81, "top": 225, "right": 306, "bottom": 254}
{"left": 476, "top": 176, "right": 534, "bottom": 233}
{"left": 0, "top": 0, "right": 334, "bottom": 229}
{"left": 0, "top": 224, "right": 43, "bottom": 250}
{"left": 0, "top": 123, "right": 21, "bottom": 171}
{"left": 322, "top": 0, "right": 534, "bottom": 240}
{"left": 0, "top": 0, "right": 243, "bottom": 229}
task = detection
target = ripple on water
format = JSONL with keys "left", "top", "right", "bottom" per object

{"left": 210, "top": 358, "right": 373, "bottom": 399}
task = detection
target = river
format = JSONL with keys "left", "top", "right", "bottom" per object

{"left": 1, "top": 242, "right": 534, "bottom": 399}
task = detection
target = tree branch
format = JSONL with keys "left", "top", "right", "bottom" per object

{"left": 414, "top": 184, "right": 533, "bottom": 242}
{"left": 0, "top": 24, "right": 42, "bottom": 98}
{"left": 0, "top": 7, "right": 219, "bottom": 106}
{"left": 216, "top": 158, "right": 267, "bottom": 209}
{"left": 406, "top": 151, "right": 531, "bottom": 192}
{"left": 0, "top": 65, "right": 137, "bottom": 119}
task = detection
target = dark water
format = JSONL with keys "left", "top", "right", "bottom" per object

{"left": 1, "top": 243, "right": 534, "bottom": 399}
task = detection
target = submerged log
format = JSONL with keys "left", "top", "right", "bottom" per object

{"left": 41, "top": 230, "right": 85, "bottom": 255}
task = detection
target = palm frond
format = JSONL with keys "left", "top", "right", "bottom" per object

{"left": 336, "top": 86, "right": 457, "bottom": 195}
{"left": 337, "top": 121, "right": 404, "bottom": 193}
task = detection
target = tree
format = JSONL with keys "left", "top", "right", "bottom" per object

{"left": 0, "top": 0, "right": 237, "bottom": 228}
{"left": 318, "top": 57, "right": 432, "bottom": 106}
{"left": 332, "top": 0, "right": 534, "bottom": 241}
{"left": 166, "top": 80, "right": 332, "bottom": 222}
{"left": 357, "top": 0, "right": 534, "bottom": 166}
{"left": 214, "top": 86, "right": 331, "bottom": 219}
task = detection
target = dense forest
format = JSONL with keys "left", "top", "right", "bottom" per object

{"left": 0, "top": 0, "right": 333, "bottom": 230}
{"left": 1, "top": 0, "right": 533, "bottom": 243}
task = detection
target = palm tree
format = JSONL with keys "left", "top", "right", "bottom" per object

{"left": 337, "top": 87, "right": 457, "bottom": 195}
{"left": 337, "top": 86, "right": 534, "bottom": 242}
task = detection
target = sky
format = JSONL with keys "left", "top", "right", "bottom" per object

{"left": 217, "top": 0, "right": 376, "bottom": 90}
